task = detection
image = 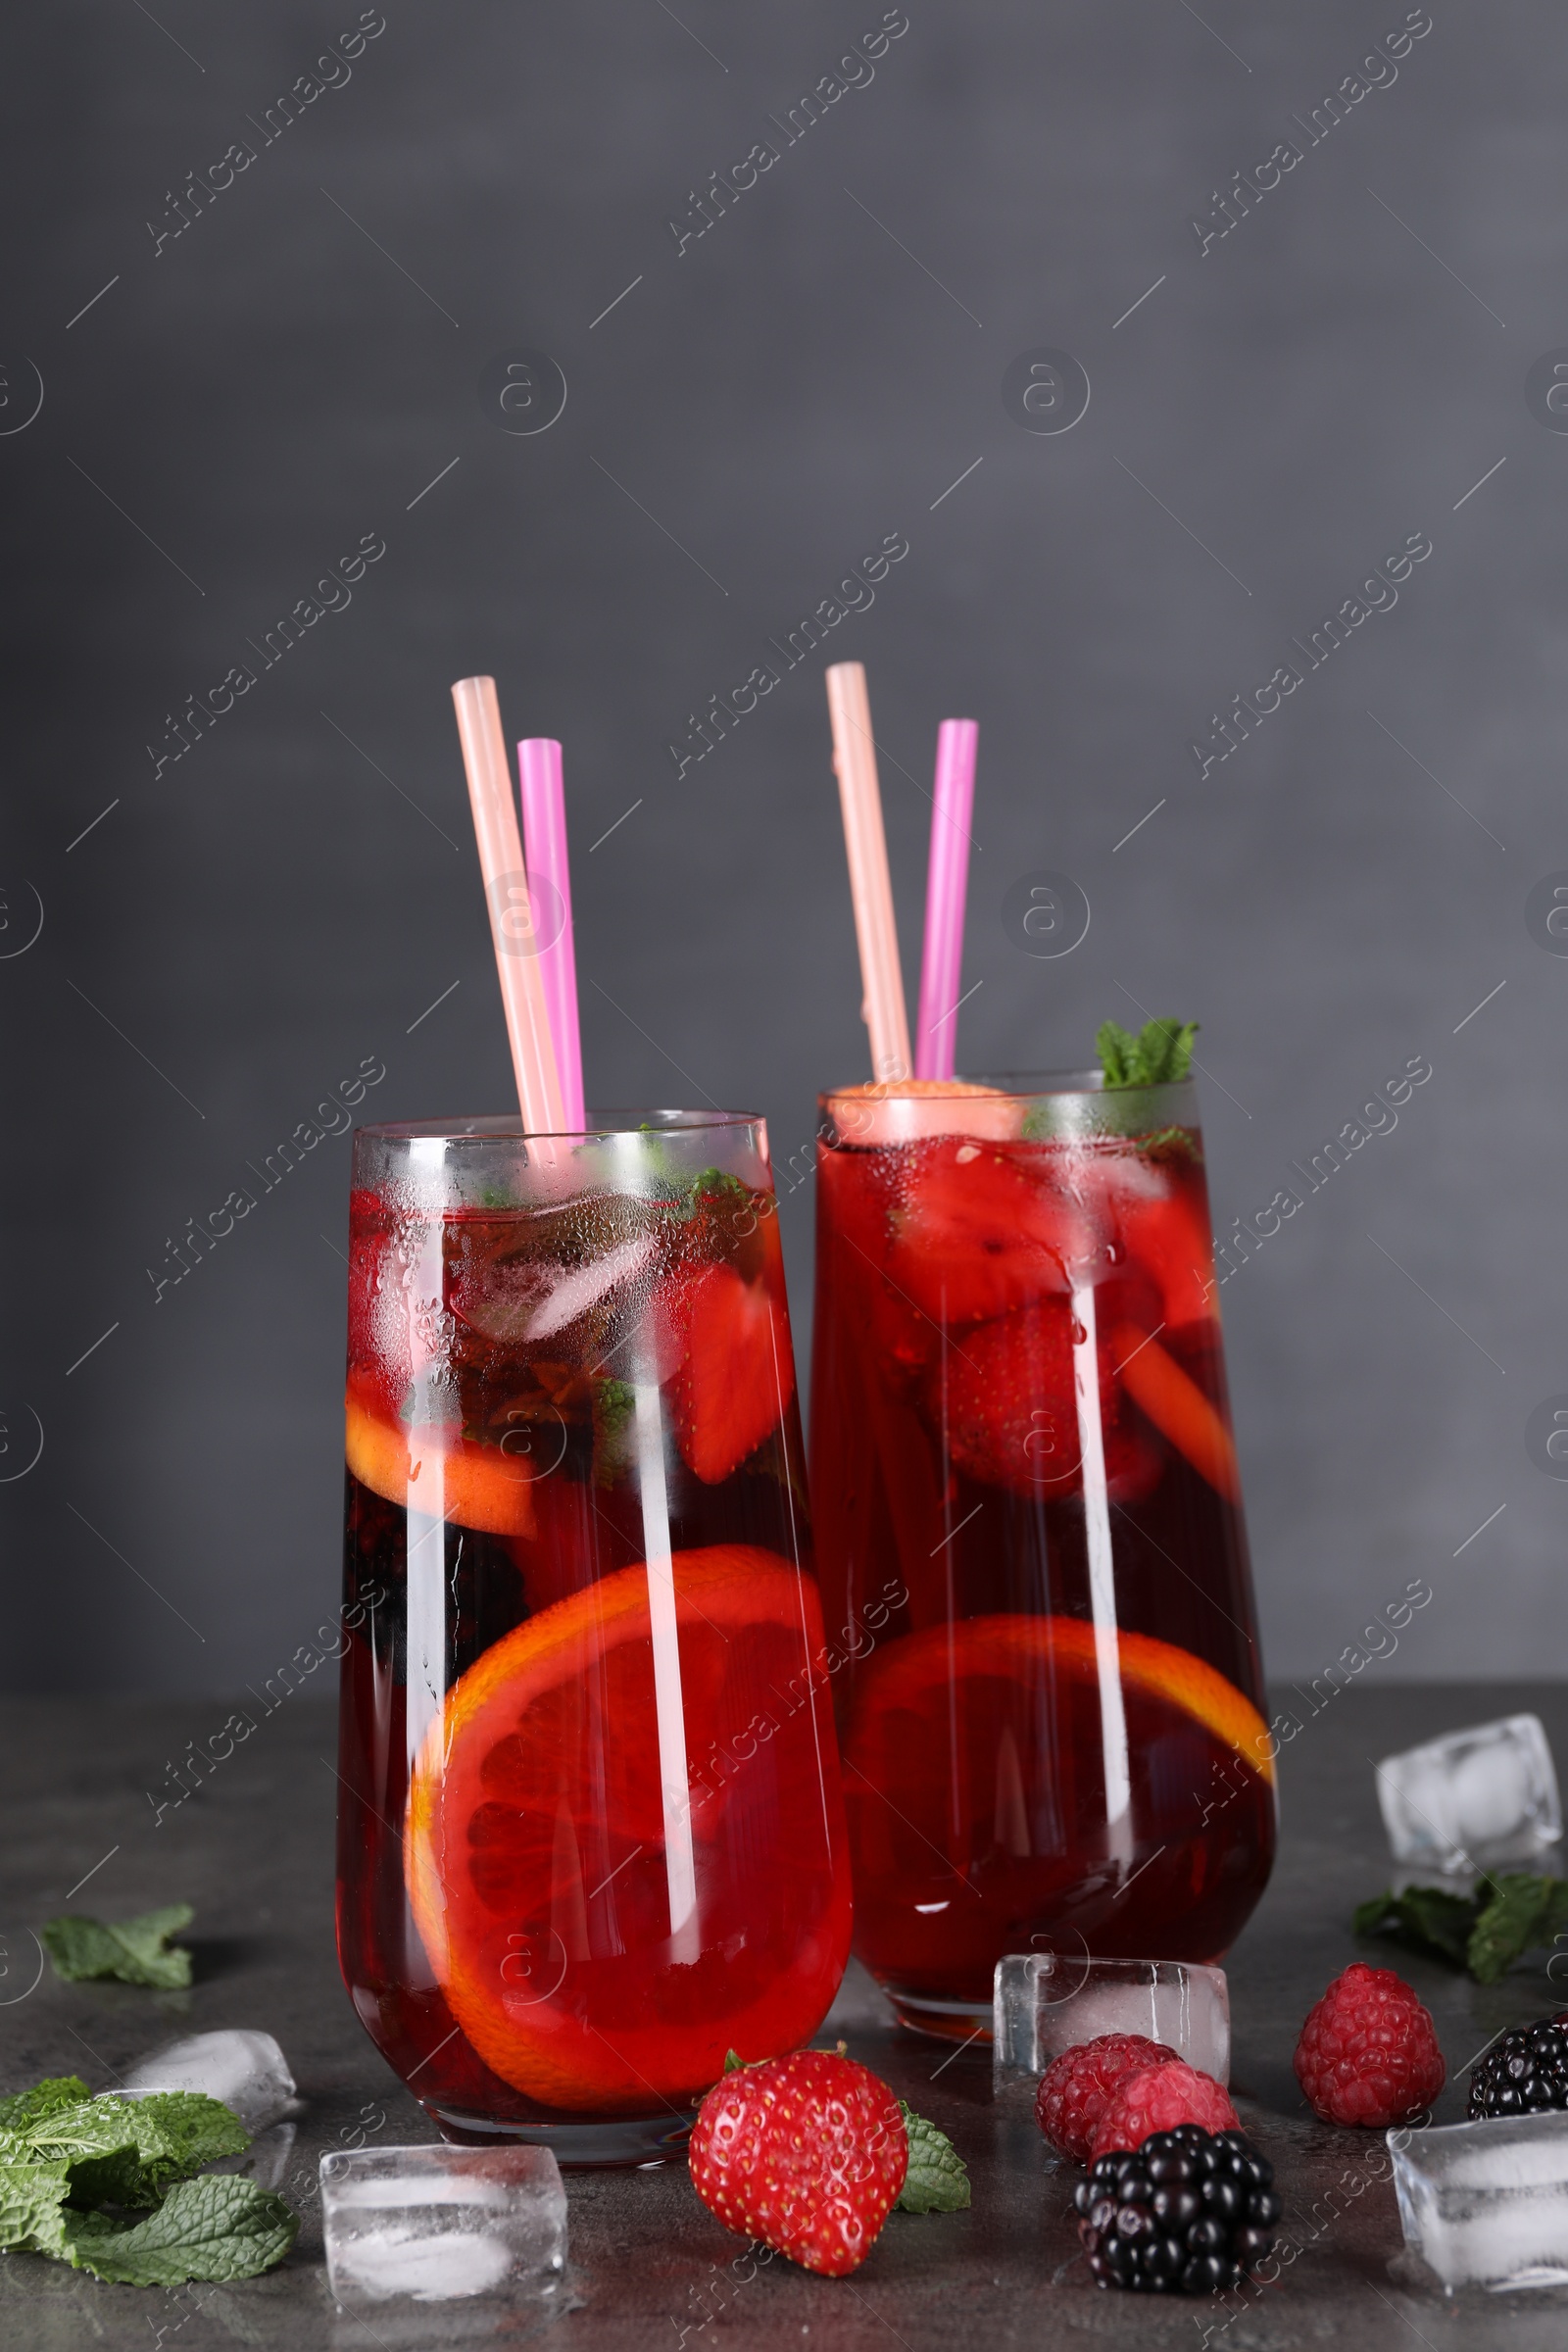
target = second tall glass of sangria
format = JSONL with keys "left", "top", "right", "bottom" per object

{"left": 810, "top": 1073, "right": 1275, "bottom": 2036}
{"left": 336, "top": 1110, "right": 852, "bottom": 2160}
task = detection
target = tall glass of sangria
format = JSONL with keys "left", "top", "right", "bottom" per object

{"left": 336, "top": 1110, "right": 852, "bottom": 2161}
{"left": 810, "top": 1071, "right": 1276, "bottom": 2037}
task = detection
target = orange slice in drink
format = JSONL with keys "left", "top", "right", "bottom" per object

{"left": 844, "top": 1614, "right": 1273, "bottom": 1885}
{"left": 825, "top": 1078, "right": 1017, "bottom": 1146}
{"left": 345, "top": 1388, "right": 539, "bottom": 1538}
{"left": 405, "top": 1545, "right": 846, "bottom": 2110}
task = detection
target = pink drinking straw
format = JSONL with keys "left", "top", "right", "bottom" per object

{"left": 824, "top": 662, "right": 911, "bottom": 1083}
{"left": 516, "top": 738, "right": 586, "bottom": 1130}
{"left": 450, "top": 677, "right": 564, "bottom": 1136}
{"left": 914, "top": 718, "right": 979, "bottom": 1081}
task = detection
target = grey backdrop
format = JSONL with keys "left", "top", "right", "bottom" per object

{"left": 4, "top": 0, "right": 1564, "bottom": 1693}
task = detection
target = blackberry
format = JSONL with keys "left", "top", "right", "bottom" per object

{"left": 1073, "top": 2125, "right": 1281, "bottom": 2295}
{"left": 1468, "top": 2015, "right": 1568, "bottom": 2121}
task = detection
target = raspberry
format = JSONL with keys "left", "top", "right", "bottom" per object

{"left": 1293, "top": 1962, "right": 1446, "bottom": 2128}
{"left": 1035, "top": 2034, "right": 1180, "bottom": 2163}
{"left": 1089, "top": 2061, "right": 1240, "bottom": 2164}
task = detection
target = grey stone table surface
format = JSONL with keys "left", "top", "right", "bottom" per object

{"left": 4, "top": 1685, "right": 1568, "bottom": 2350}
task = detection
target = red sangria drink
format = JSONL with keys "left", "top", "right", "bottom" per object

{"left": 809, "top": 1064, "right": 1276, "bottom": 2036}
{"left": 336, "top": 1111, "right": 852, "bottom": 2161}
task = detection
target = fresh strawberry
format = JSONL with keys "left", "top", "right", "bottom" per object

{"left": 666, "top": 1263, "right": 792, "bottom": 1484}
{"left": 884, "top": 1140, "right": 1094, "bottom": 1323}
{"left": 688, "top": 2049, "right": 908, "bottom": 2276}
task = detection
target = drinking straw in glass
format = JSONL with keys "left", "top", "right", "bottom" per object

{"left": 824, "top": 662, "right": 911, "bottom": 1084}
{"left": 450, "top": 677, "right": 564, "bottom": 1136}
{"left": 517, "top": 737, "right": 586, "bottom": 1131}
{"left": 913, "top": 718, "right": 979, "bottom": 1082}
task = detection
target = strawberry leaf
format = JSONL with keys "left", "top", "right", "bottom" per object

{"left": 895, "top": 2104, "right": 969, "bottom": 2213}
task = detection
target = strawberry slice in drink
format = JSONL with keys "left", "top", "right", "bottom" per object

{"left": 1110, "top": 1184, "right": 1218, "bottom": 1335}
{"left": 884, "top": 1141, "right": 1096, "bottom": 1325}
{"left": 931, "top": 1297, "right": 1159, "bottom": 1500}
{"left": 664, "top": 1261, "right": 794, "bottom": 1484}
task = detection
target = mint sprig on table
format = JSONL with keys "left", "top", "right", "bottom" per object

{"left": 41, "top": 1903, "right": 193, "bottom": 1988}
{"left": 1354, "top": 1874, "right": 1568, "bottom": 1984}
{"left": 896, "top": 2102, "right": 970, "bottom": 2213}
{"left": 0, "top": 2075, "right": 295, "bottom": 2284}
{"left": 1097, "top": 1018, "right": 1199, "bottom": 1089}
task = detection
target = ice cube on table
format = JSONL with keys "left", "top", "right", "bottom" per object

{"left": 119, "top": 2029, "right": 296, "bottom": 2132}
{"left": 993, "top": 1953, "right": 1229, "bottom": 2088}
{"left": 321, "top": 2145, "right": 567, "bottom": 2308}
{"left": 1390, "top": 2111, "right": 1568, "bottom": 2290}
{"left": 1376, "top": 1715, "right": 1562, "bottom": 1873}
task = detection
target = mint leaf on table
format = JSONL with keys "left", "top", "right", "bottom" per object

{"left": 0, "top": 2072, "right": 287, "bottom": 2286}
{"left": 1466, "top": 1876, "right": 1568, "bottom": 1986}
{"left": 30, "top": 2093, "right": 248, "bottom": 2209}
{"left": 1353, "top": 1885, "right": 1482, "bottom": 1969}
{"left": 133, "top": 2092, "right": 250, "bottom": 2179}
{"left": 0, "top": 2161, "right": 73, "bottom": 2258}
{"left": 1097, "top": 1018, "right": 1199, "bottom": 1090}
{"left": 1354, "top": 1875, "right": 1568, "bottom": 1982}
{"left": 0, "top": 2077, "right": 90, "bottom": 2132}
{"left": 40, "top": 1903, "right": 193, "bottom": 1988}
{"left": 60, "top": 2177, "right": 298, "bottom": 2286}
{"left": 896, "top": 2104, "right": 970, "bottom": 2214}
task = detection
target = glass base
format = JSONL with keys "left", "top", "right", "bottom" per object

{"left": 881, "top": 1985, "right": 994, "bottom": 2043}
{"left": 425, "top": 2100, "right": 698, "bottom": 2169}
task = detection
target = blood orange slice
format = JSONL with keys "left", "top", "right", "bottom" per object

{"left": 849, "top": 1612, "right": 1272, "bottom": 1788}
{"left": 345, "top": 1387, "right": 538, "bottom": 1538}
{"left": 405, "top": 1545, "right": 851, "bottom": 2111}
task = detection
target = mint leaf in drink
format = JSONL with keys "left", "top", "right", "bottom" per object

{"left": 592, "top": 1376, "right": 637, "bottom": 1489}
{"left": 1097, "top": 1018, "right": 1199, "bottom": 1090}
{"left": 40, "top": 1903, "right": 193, "bottom": 1988}
{"left": 895, "top": 2104, "right": 970, "bottom": 2213}
{"left": 0, "top": 2077, "right": 90, "bottom": 2132}
{"left": 1466, "top": 1875, "right": 1568, "bottom": 1986}
{"left": 60, "top": 2176, "right": 298, "bottom": 2286}
{"left": 1352, "top": 1884, "right": 1483, "bottom": 1970}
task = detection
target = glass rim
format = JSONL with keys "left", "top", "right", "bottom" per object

{"left": 819, "top": 1068, "right": 1196, "bottom": 1102}
{"left": 355, "top": 1106, "right": 761, "bottom": 1144}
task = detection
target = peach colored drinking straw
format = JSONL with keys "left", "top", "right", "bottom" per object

{"left": 824, "top": 662, "right": 911, "bottom": 1083}
{"left": 914, "top": 718, "right": 979, "bottom": 1082}
{"left": 450, "top": 677, "right": 564, "bottom": 1137}
{"left": 517, "top": 737, "right": 586, "bottom": 1130}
